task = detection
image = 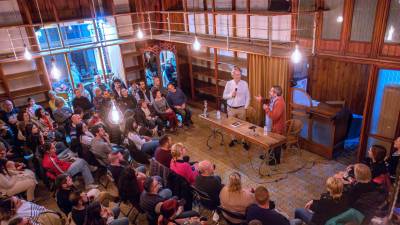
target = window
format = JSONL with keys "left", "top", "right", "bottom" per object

{"left": 350, "top": 0, "right": 378, "bottom": 42}
{"left": 35, "top": 26, "right": 62, "bottom": 50}
{"left": 44, "top": 54, "right": 72, "bottom": 93}
{"left": 67, "top": 48, "right": 103, "bottom": 86}
{"left": 297, "top": 0, "right": 316, "bottom": 39}
{"left": 384, "top": 0, "right": 400, "bottom": 43}
{"left": 322, "top": 0, "right": 344, "bottom": 40}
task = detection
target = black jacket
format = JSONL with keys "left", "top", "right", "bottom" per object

{"left": 134, "top": 107, "right": 157, "bottom": 128}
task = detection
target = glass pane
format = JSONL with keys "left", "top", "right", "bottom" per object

{"left": 67, "top": 48, "right": 104, "bottom": 86}
{"left": 144, "top": 51, "right": 159, "bottom": 88}
{"left": 350, "top": 0, "right": 378, "bottom": 42}
{"left": 369, "top": 69, "right": 400, "bottom": 139}
{"left": 312, "top": 119, "right": 332, "bottom": 147}
{"left": 44, "top": 54, "right": 72, "bottom": 93}
{"left": 322, "top": 0, "right": 344, "bottom": 40}
{"left": 60, "top": 20, "right": 94, "bottom": 47}
{"left": 35, "top": 25, "right": 62, "bottom": 50}
{"left": 160, "top": 50, "right": 177, "bottom": 88}
{"left": 297, "top": 0, "right": 315, "bottom": 39}
{"left": 384, "top": 0, "right": 400, "bottom": 43}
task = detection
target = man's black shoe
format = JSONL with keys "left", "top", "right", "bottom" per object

{"left": 229, "top": 140, "right": 237, "bottom": 147}
{"left": 243, "top": 142, "right": 250, "bottom": 150}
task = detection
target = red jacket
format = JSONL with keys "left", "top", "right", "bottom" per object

{"left": 42, "top": 152, "right": 72, "bottom": 178}
{"left": 265, "top": 96, "right": 286, "bottom": 135}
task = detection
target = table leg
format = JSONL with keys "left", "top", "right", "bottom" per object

{"left": 258, "top": 148, "right": 278, "bottom": 177}
{"left": 206, "top": 128, "right": 224, "bottom": 149}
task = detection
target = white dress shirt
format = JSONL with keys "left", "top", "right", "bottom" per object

{"left": 223, "top": 79, "right": 250, "bottom": 108}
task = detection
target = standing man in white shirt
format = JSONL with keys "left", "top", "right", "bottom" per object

{"left": 223, "top": 66, "right": 251, "bottom": 149}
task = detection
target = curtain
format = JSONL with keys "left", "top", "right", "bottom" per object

{"left": 248, "top": 54, "right": 289, "bottom": 126}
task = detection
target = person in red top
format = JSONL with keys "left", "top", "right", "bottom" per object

{"left": 256, "top": 85, "right": 286, "bottom": 165}
{"left": 41, "top": 142, "right": 96, "bottom": 189}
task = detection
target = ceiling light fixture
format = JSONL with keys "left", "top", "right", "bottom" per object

{"left": 137, "top": 28, "right": 144, "bottom": 39}
{"left": 193, "top": 36, "right": 201, "bottom": 51}
{"left": 291, "top": 45, "right": 302, "bottom": 64}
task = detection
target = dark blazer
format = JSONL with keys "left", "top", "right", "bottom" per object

{"left": 137, "top": 89, "right": 152, "bottom": 102}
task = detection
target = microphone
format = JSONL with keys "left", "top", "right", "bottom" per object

{"left": 233, "top": 88, "right": 237, "bottom": 98}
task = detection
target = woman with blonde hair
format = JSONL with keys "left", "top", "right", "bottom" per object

{"left": 292, "top": 176, "right": 349, "bottom": 225}
{"left": 219, "top": 172, "right": 255, "bottom": 224}
{"left": 169, "top": 143, "right": 198, "bottom": 184}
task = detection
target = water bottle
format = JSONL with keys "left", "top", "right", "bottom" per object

{"left": 216, "top": 110, "right": 221, "bottom": 119}
{"left": 263, "top": 126, "right": 269, "bottom": 136}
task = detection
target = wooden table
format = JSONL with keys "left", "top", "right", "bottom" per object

{"left": 199, "top": 111, "right": 286, "bottom": 176}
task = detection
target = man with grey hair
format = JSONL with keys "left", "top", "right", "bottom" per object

{"left": 223, "top": 66, "right": 250, "bottom": 149}
{"left": 194, "top": 160, "right": 223, "bottom": 208}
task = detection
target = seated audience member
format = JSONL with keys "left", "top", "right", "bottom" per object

{"left": 69, "top": 190, "right": 89, "bottom": 225}
{"left": 136, "top": 80, "right": 153, "bottom": 103}
{"left": 53, "top": 97, "right": 72, "bottom": 125}
{"left": 366, "top": 145, "right": 388, "bottom": 179}
{"left": 344, "top": 163, "right": 387, "bottom": 222}
{"left": 125, "top": 117, "right": 159, "bottom": 156}
{"left": 41, "top": 142, "right": 97, "bottom": 189}
{"left": 220, "top": 172, "right": 255, "bottom": 223}
{"left": 0, "top": 100, "right": 19, "bottom": 135}
{"left": 76, "top": 83, "right": 92, "bottom": 102}
{"left": 25, "top": 123, "right": 45, "bottom": 155}
{"left": 153, "top": 90, "right": 179, "bottom": 132}
{"left": 55, "top": 174, "right": 76, "bottom": 214}
{"left": 293, "top": 177, "right": 349, "bottom": 225}
{"left": 388, "top": 136, "right": 400, "bottom": 177}
{"left": 140, "top": 177, "right": 173, "bottom": 223}
{"left": 85, "top": 201, "right": 129, "bottom": 225}
{"left": 47, "top": 90, "right": 59, "bottom": 112}
{"left": 246, "top": 186, "right": 289, "bottom": 225}
{"left": 108, "top": 151, "right": 127, "bottom": 182}
{"left": 35, "top": 108, "right": 55, "bottom": 132}
{"left": 135, "top": 99, "right": 164, "bottom": 136}
{"left": 118, "top": 88, "right": 137, "bottom": 113}
{"left": 194, "top": 160, "right": 223, "bottom": 208}
{"left": 129, "top": 81, "right": 139, "bottom": 96}
{"left": 87, "top": 111, "right": 106, "bottom": 128}
{"left": 90, "top": 125, "right": 113, "bottom": 166}
{"left": 170, "top": 143, "right": 198, "bottom": 185}
{"left": 157, "top": 199, "right": 201, "bottom": 225}
{"left": 93, "top": 75, "right": 109, "bottom": 94}
{"left": 118, "top": 166, "right": 147, "bottom": 207}
{"left": 26, "top": 98, "right": 42, "bottom": 119}
{"left": 111, "top": 78, "right": 125, "bottom": 100}
{"left": 93, "top": 87, "right": 110, "bottom": 112}
{"left": 8, "top": 217, "right": 35, "bottom": 225}
{"left": 0, "top": 196, "right": 49, "bottom": 225}
{"left": 72, "top": 89, "right": 93, "bottom": 116}
{"left": 166, "top": 83, "right": 192, "bottom": 127}
{"left": 154, "top": 135, "right": 173, "bottom": 168}
{"left": 0, "top": 159, "right": 37, "bottom": 201}
{"left": 151, "top": 76, "right": 168, "bottom": 97}
{"left": 77, "top": 122, "right": 94, "bottom": 146}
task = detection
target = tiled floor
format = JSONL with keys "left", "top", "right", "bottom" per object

{"left": 36, "top": 109, "right": 349, "bottom": 223}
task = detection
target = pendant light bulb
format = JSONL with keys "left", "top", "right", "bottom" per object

{"left": 137, "top": 28, "right": 144, "bottom": 39}
{"left": 193, "top": 37, "right": 201, "bottom": 51}
{"left": 291, "top": 45, "right": 302, "bottom": 64}
{"left": 109, "top": 100, "right": 122, "bottom": 124}
{"left": 24, "top": 46, "right": 32, "bottom": 60}
{"left": 51, "top": 59, "right": 61, "bottom": 80}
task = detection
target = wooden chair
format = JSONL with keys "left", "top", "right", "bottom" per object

{"left": 284, "top": 119, "right": 303, "bottom": 155}
{"left": 245, "top": 106, "right": 257, "bottom": 124}
{"left": 217, "top": 206, "right": 246, "bottom": 225}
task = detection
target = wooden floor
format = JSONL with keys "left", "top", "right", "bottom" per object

{"left": 36, "top": 108, "right": 348, "bottom": 223}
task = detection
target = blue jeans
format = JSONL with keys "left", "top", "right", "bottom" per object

{"left": 67, "top": 158, "right": 94, "bottom": 186}
{"left": 141, "top": 140, "right": 159, "bottom": 156}
{"left": 110, "top": 207, "right": 129, "bottom": 225}
{"left": 292, "top": 208, "right": 314, "bottom": 225}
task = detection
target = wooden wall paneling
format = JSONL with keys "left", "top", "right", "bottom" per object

{"left": 0, "top": 64, "right": 11, "bottom": 97}
{"left": 346, "top": 42, "right": 371, "bottom": 57}
{"left": 339, "top": 0, "right": 355, "bottom": 55}
{"left": 310, "top": 57, "right": 370, "bottom": 115}
{"left": 381, "top": 44, "right": 400, "bottom": 58}
{"left": 357, "top": 65, "right": 378, "bottom": 161}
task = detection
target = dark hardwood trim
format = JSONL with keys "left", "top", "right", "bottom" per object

{"left": 339, "top": 0, "right": 355, "bottom": 55}
{"left": 357, "top": 64, "right": 377, "bottom": 161}
{"left": 371, "top": 0, "right": 391, "bottom": 58}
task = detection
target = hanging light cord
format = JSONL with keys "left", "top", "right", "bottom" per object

{"left": 34, "top": 0, "right": 52, "bottom": 56}
{"left": 10, "top": 1, "right": 26, "bottom": 48}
